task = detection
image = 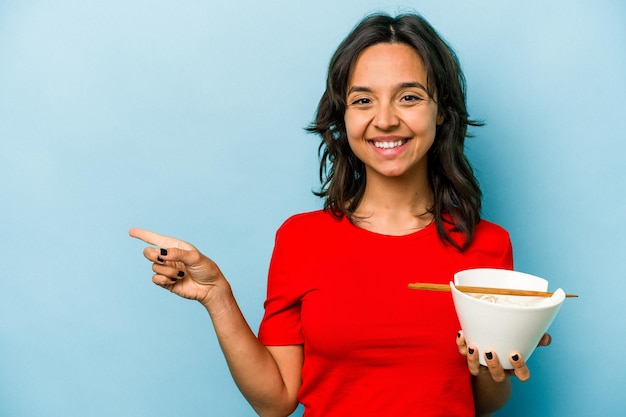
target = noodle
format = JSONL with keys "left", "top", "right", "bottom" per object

{"left": 470, "top": 293, "right": 530, "bottom": 306}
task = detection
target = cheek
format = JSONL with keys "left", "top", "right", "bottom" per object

{"left": 344, "top": 113, "right": 358, "bottom": 137}
{"left": 411, "top": 109, "right": 440, "bottom": 137}
{"left": 346, "top": 135, "right": 364, "bottom": 159}
{"left": 344, "top": 113, "right": 365, "bottom": 145}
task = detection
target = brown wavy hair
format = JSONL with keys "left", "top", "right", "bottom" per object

{"left": 307, "top": 13, "right": 483, "bottom": 251}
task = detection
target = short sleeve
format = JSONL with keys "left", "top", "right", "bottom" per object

{"left": 499, "top": 235, "right": 514, "bottom": 270}
{"left": 257, "top": 221, "right": 306, "bottom": 346}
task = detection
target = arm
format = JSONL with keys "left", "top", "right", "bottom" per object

{"left": 129, "top": 228, "right": 302, "bottom": 417}
{"left": 205, "top": 284, "right": 302, "bottom": 416}
{"left": 469, "top": 355, "right": 513, "bottom": 417}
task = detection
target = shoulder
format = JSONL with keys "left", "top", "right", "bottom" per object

{"left": 277, "top": 209, "right": 340, "bottom": 236}
{"left": 467, "top": 219, "right": 513, "bottom": 267}
{"left": 273, "top": 210, "right": 342, "bottom": 248}
{"left": 471, "top": 219, "right": 511, "bottom": 249}
{"left": 270, "top": 210, "right": 340, "bottom": 264}
{"left": 474, "top": 218, "right": 510, "bottom": 241}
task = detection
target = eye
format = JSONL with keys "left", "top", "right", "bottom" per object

{"left": 400, "top": 94, "right": 424, "bottom": 102}
{"left": 350, "top": 97, "right": 371, "bottom": 105}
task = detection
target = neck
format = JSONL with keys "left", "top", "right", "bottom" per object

{"left": 352, "top": 173, "right": 434, "bottom": 236}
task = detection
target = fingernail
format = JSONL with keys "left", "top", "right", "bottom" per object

{"left": 168, "top": 277, "right": 177, "bottom": 282}
{"left": 485, "top": 352, "right": 493, "bottom": 360}
{"left": 157, "top": 256, "right": 164, "bottom": 263}
{"left": 468, "top": 348, "right": 474, "bottom": 355}
{"left": 512, "top": 354, "right": 519, "bottom": 362}
{"left": 160, "top": 248, "right": 168, "bottom": 256}
{"left": 177, "top": 271, "right": 185, "bottom": 278}
{"left": 457, "top": 331, "right": 461, "bottom": 338}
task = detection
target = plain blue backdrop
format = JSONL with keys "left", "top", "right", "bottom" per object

{"left": 1, "top": 0, "right": 624, "bottom": 416}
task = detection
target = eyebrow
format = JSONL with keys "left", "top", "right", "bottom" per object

{"left": 347, "top": 82, "right": 429, "bottom": 95}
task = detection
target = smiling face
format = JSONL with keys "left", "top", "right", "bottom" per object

{"left": 344, "top": 42, "right": 442, "bottom": 183}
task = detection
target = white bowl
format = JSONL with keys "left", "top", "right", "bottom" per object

{"left": 451, "top": 268, "right": 565, "bottom": 369}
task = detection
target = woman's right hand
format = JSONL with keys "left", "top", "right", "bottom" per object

{"left": 129, "top": 228, "right": 225, "bottom": 306}
{"left": 130, "top": 228, "right": 303, "bottom": 416}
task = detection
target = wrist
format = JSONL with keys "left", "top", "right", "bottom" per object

{"left": 199, "top": 277, "right": 236, "bottom": 317}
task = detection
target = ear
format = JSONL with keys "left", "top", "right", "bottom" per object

{"left": 436, "top": 111, "right": 444, "bottom": 125}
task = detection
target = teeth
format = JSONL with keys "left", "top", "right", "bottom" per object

{"left": 373, "top": 140, "right": 405, "bottom": 149}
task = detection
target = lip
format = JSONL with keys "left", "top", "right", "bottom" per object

{"left": 368, "top": 136, "right": 411, "bottom": 153}
{"left": 368, "top": 135, "right": 407, "bottom": 142}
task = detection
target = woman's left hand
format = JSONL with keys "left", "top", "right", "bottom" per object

{"left": 456, "top": 331, "right": 552, "bottom": 382}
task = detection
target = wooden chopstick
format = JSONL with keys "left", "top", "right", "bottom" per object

{"left": 407, "top": 282, "right": 578, "bottom": 298}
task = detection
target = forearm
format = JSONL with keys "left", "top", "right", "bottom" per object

{"left": 472, "top": 369, "right": 512, "bottom": 417}
{"left": 202, "top": 282, "right": 299, "bottom": 417}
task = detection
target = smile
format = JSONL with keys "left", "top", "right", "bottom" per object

{"left": 372, "top": 139, "right": 408, "bottom": 149}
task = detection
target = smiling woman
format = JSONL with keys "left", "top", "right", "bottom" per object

{"left": 129, "top": 12, "right": 551, "bottom": 417}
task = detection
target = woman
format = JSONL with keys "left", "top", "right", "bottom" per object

{"left": 130, "top": 13, "right": 549, "bottom": 417}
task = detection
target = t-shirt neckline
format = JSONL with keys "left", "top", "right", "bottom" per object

{"left": 340, "top": 215, "right": 437, "bottom": 240}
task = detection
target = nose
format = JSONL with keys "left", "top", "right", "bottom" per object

{"left": 373, "top": 102, "right": 399, "bottom": 130}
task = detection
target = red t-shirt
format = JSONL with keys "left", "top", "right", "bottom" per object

{"left": 258, "top": 210, "right": 513, "bottom": 417}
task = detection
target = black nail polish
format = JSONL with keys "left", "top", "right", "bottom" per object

{"left": 169, "top": 277, "right": 177, "bottom": 282}
{"left": 468, "top": 348, "right": 474, "bottom": 355}
{"left": 485, "top": 352, "right": 493, "bottom": 360}
{"left": 457, "top": 331, "right": 461, "bottom": 338}
{"left": 512, "top": 354, "right": 519, "bottom": 362}
{"left": 157, "top": 256, "right": 164, "bottom": 263}
{"left": 160, "top": 248, "right": 168, "bottom": 256}
{"left": 177, "top": 271, "right": 185, "bottom": 278}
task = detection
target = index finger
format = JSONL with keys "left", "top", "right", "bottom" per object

{"left": 129, "top": 227, "right": 189, "bottom": 249}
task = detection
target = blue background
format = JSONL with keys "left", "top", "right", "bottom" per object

{"left": 1, "top": 0, "right": 624, "bottom": 416}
